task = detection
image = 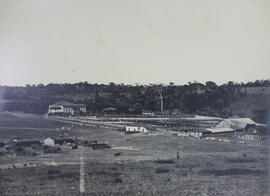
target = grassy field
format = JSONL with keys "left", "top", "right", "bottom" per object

{"left": 0, "top": 112, "right": 269, "bottom": 195}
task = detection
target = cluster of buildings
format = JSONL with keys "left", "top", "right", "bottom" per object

{"left": 175, "top": 117, "right": 265, "bottom": 140}
{"left": 45, "top": 101, "right": 266, "bottom": 141}
{"left": 43, "top": 137, "right": 77, "bottom": 148}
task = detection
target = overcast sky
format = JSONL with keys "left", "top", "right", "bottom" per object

{"left": 0, "top": 0, "right": 269, "bottom": 86}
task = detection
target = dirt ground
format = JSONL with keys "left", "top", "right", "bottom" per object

{"left": 0, "top": 112, "right": 269, "bottom": 195}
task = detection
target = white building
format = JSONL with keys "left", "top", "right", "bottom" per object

{"left": 142, "top": 111, "right": 155, "bottom": 117}
{"left": 125, "top": 126, "right": 148, "bottom": 133}
{"left": 47, "top": 101, "right": 87, "bottom": 116}
{"left": 44, "top": 137, "right": 55, "bottom": 146}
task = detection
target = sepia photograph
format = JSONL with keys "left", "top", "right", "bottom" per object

{"left": 0, "top": 0, "right": 269, "bottom": 195}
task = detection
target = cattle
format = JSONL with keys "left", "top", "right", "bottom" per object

{"left": 114, "top": 152, "right": 121, "bottom": 157}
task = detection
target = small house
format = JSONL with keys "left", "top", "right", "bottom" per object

{"left": 44, "top": 137, "right": 55, "bottom": 147}
{"left": 11, "top": 138, "right": 19, "bottom": 142}
{"left": 125, "top": 126, "right": 148, "bottom": 134}
{"left": 103, "top": 107, "right": 117, "bottom": 114}
{"left": 142, "top": 110, "right": 155, "bottom": 117}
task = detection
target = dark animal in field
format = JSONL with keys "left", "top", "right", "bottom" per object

{"left": 115, "top": 178, "right": 123, "bottom": 183}
{"left": 114, "top": 152, "right": 121, "bottom": 157}
{"left": 177, "top": 152, "right": 180, "bottom": 159}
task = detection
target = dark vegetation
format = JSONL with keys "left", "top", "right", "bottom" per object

{"left": 0, "top": 80, "right": 270, "bottom": 122}
{"left": 154, "top": 159, "right": 175, "bottom": 164}
{"left": 0, "top": 142, "right": 62, "bottom": 157}
{"left": 91, "top": 143, "right": 111, "bottom": 150}
{"left": 227, "top": 157, "right": 256, "bottom": 163}
{"left": 199, "top": 168, "right": 266, "bottom": 176}
{"left": 155, "top": 168, "right": 170, "bottom": 174}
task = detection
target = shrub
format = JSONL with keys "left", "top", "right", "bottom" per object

{"left": 155, "top": 168, "right": 170, "bottom": 174}
{"left": 154, "top": 159, "right": 175, "bottom": 164}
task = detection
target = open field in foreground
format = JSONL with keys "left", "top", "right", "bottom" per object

{"left": 0, "top": 112, "right": 269, "bottom": 195}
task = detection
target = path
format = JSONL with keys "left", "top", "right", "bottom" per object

{"left": 80, "top": 150, "right": 86, "bottom": 195}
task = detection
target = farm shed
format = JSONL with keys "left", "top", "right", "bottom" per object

{"left": 215, "top": 118, "right": 256, "bottom": 131}
{"left": 44, "top": 137, "right": 55, "bottom": 147}
{"left": 125, "top": 126, "right": 148, "bottom": 133}
{"left": 204, "top": 118, "right": 257, "bottom": 137}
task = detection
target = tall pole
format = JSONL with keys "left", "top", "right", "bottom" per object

{"left": 158, "top": 86, "right": 164, "bottom": 113}
{"left": 92, "top": 89, "right": 97, "bottom": 104}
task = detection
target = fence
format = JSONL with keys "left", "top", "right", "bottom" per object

{"left": 238, "top": 135, "right": 263, "bottom": 140}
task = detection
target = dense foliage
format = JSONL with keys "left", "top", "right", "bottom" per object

{"left": 0, "top": 80, "right": 269, "bottom": 122}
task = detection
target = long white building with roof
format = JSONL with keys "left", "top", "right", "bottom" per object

{"left": 47, "top": 100, "right": 87, "bottom": 116}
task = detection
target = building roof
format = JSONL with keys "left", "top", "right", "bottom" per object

{"left": 206, "top": 127, "right": 234, "bottom": 133}
{"left": 103, "top": 107, "right": 117, "bottom": 111}
{"left": 44, "top": 137, "right": 54, "bottom": 141}
{"left": 126, "top": 125, "right": 147, "bottom": 129}
{"left": 216, "top": 118, "right": 255, "bottom": 130}
{"left": 50, "top": 101, "right": 85, "bottom": 107}
{"left": 184, "top": 115, "right": 222, "bottom": 121}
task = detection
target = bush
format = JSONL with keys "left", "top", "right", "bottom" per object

{"left": 154, "top": 159, "right": 175, "bottom": 164}
{"left": 155, "top": 168, "right": 170, "bottom": 174}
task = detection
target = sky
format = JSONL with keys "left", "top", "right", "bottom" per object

{"left": 0, "top": 0, "right": 269, "bottom": 86}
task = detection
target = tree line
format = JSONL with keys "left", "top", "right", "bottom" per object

{"left": 0, "top": 80, "right": 269, "bottom": 122}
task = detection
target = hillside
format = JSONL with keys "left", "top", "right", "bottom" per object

{"left": 0, "top": 80, "right": 269, "bottom": 123}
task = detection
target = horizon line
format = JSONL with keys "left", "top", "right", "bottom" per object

{"left": 1, "top": 79, "right": 270, "bottom": 88}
